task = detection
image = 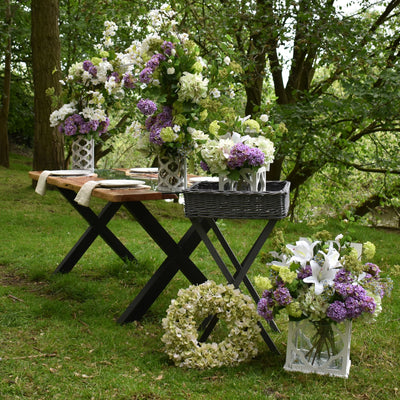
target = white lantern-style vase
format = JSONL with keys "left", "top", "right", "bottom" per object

{"left": 284, "top": 319, "right": 352, "bottom": 378}
{"left": 71, "top": 135, "right": 95, "bottom": 172}
{"left": 157, "top": 153, "right": 187, "bottom": 193}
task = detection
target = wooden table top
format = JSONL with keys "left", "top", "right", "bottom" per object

{"left": 29, "top": 171, "right": 177, "bottom": 203}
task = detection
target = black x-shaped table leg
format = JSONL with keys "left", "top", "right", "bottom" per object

{"left": 117, "top": 201, "right": 210, "bottom": 323}
{"left": 54, "top": 188, "right": 136, "bottom": 274}
{"left": 190, "top": 217, "right": 280, "bottom": 354}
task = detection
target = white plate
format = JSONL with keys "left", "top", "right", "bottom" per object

{"left": 98, "top": 179, "right": 145, "bottom": 188}
{"left": 47, "top": 170, "right": 94, "bottom": 176}
{"left": 189, "top": 176, "right": 219, "bottom": 183}
{"left": 129, "top": 168, "right": 158, "bottom": 173}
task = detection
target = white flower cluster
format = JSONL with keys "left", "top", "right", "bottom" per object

{"left": 162, "top": 280, "right": 260, "bottom": 369}
{"left": 49, "top": 102, "right": 77, "bottom": 127}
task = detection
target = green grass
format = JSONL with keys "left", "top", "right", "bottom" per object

{"left": 0, "top": 153, "right": 399, "bottom": 399}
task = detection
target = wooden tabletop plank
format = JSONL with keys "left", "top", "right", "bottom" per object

{"left": 29, "top": 171, "right": 178, "bottom": 202}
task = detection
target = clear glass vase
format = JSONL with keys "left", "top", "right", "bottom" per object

{"left": 157, "top": 153, "right": 187, "bottom": 193}
{"left": 284, "top": 319, "right": 352, "bottom": 378}
{"left": 218, "top": 167, "right": 267, "bottom": 192}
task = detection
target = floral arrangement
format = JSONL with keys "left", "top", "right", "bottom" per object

{"left": 129, "top": 5, "right": 241, "bottom": 160}
{"left": 254, "top": 232, "right": 392, "bottom": 367}
{"left": 197, "top": 115, "right": 276, "bottom": 181}
{"left": 49, "top": 21, "right": 136, "bottom": 138}
{"left": 255, "top": 233, "right": 392, "bottom": 324}
{"left": 161, "top": 280, "right": 260, "bottom": 369}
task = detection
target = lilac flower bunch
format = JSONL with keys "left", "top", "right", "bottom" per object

{"left": 254, "top": 234, "right": 392, "bottom": 325}
{"left": 58, "top": 113, "right": 110, "bottom": 137}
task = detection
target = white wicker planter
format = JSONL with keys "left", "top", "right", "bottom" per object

{"left": 284, "top": 319, "right": 352, "bottom": 378}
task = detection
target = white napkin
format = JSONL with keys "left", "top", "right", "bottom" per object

{"left": 35, "top": 170, "right": 53, "bottom": 195}
{"left": 74, "top": 181, "right": 102, "bottom": 207}
{"left": 74, "top": 179, "right": 147, "bottom": 207}
{"left": 35, "top": 170, "right": 93, "bottom": 196}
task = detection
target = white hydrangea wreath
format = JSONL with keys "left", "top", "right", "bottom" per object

{"left": 161, "top": 280, "right": 260, "bottom": 369}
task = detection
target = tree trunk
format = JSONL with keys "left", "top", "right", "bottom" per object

{"left": 0, "top": 0, "right": 11, "bottom": 168}
{"left": 31, "top": 0, "right": 64, "bottom": 171}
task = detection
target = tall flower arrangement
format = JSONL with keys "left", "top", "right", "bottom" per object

{"left": 49, "top": 21, "right": 136, "bottom": 138}
{"left": 129, "top": 5, "right": 240, "bottom": 160}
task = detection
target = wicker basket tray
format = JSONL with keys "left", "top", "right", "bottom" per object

{"left": 183, "top": 180, "right": 290, "bottom": 219}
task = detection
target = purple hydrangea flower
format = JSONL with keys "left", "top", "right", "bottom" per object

{"left": 82, "top": 60, "right": 93, "bottom": 71}
{"left": 227, "top": 143, "right": 250, "bottom": 169}
{"left": 297, "top": 264, "right": 312, "bottom": 279}
{"left": 327, "top": 301, "right": 347, "bottom": 322}
{"left": 79, "top": 120, "right": 99, "bottom": 134}
{"left": 200, "top": 161, "right": 209, "bottom": 172}
{"left": 334, "top": 268, "right": 354, "bottom": 284}
{"left": 273, "top": 287, "right": 292, "bottom": 306}
{"left": 257, "top": 298, "right": 274, "bottom": 320}
{"left": 98, "top": 118, "right": 110, "bottom": 135}
{"left": 137, "top": 99, "right": 157, "bottom": 116}
{"left": 139, "top": 67, "right": 153, "bottom": 83}
{"left": 109, "top": 71, "right": 120, "bottom": 83}
{"left": 88, "top": 65, "right": 97, "bottom": 77}
{"left": 161, "top": 41, "right": 175, "bottom": 56}
{"left": 123, "top": 73, "right": 136, "bottom": 89}
{"left": 334, "top": 282, "right": 355, "bottom": 297}
{"left": 146, "top": 53, "right": 166, "bottom": 70}
{"left": 247, "top": 147, "right": 265, "bottom": 167}
{"left": 365, "top": 263, "right": 381, "bottom": 277}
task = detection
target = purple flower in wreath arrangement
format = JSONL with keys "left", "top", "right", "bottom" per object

{"left": 137, "top": 99, "right": 158, "bottom": 116}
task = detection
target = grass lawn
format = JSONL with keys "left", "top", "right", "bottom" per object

{"left": 0, "top": 153, "right": 399, "bottom": 399}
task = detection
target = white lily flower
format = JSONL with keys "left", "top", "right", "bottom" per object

{"left": 303, "top": 244, "right": 341, "bottom": 295}
{"left": 287, "top": 239, "right": 319, "bottom": 267}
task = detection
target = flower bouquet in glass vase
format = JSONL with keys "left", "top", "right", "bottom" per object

{"left": 254, "top": 232, "right": 392, "bottom": 378}
{"left": 196, "top": 116, "right": 277, "bottom": 192}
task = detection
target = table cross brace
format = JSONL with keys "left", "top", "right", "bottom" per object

{"left": 54, "top": 188, "right": 136, "bottom": 274}
{"left": 190, "top": 217, "right": 280, "bottom": 354}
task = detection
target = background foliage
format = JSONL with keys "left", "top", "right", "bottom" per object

{"left": 1, "top": 0, "right": 399, "bottom": 222}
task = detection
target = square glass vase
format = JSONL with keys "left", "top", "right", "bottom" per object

{"left": 284, "top": 319, "right": 352, "bottom": 378}
{"left": 218, "top": 166, "right": 267, "bottom": 192}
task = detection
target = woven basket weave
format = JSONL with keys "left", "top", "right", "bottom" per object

{"left": 183, "top": 180, "right": 290, "bottom": 219}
